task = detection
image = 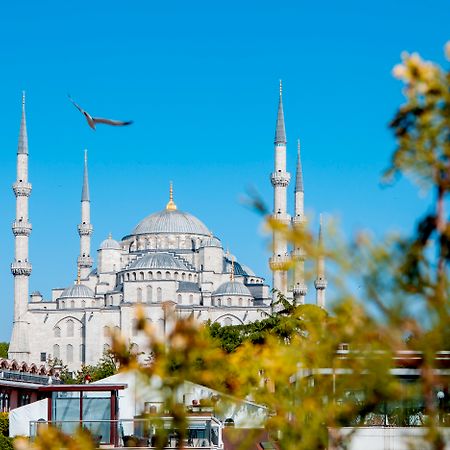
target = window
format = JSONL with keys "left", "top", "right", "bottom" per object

{"left": 146, "top": 285, "right": 152, "bottom": 303}
{"left": 177, "top": 294, "right": 182, "bottom": 303}
{"left": 227, "top": 298, "right": 232, "bottom": 307}
{"left": 224, "top": 317, "right": 232, "bottom": 326}
{"left": 54, "top": 327, "right": 61, "bottom": 338}
{"left": 174, "top": 272, "right": 179, "bottom": 280}
{"left": 67, "top": 319, "right": 74, "bottom": 337}
{"left": 70, "top": 300, "right": 75, "bottom": 309}
{"left": 53, "top": 344, "right": 60, "bottom": 359}
{"left": 67, "top": 344, "right": 73, "bottom": 362}
{"left": 157, "top": 271, "right": 162, "bottom": 280}
{"left": 82, "top": 300, "right": 86, "bottom": 308}
{"left": 157, "top": 287, "right": 162, "bottom": 302}
{"left": 137, "top": 287, "right": 142, "bottom": 303}
{"left": 188, "top": 273, "right": 192, "bottom": 281}
{"left": 239, "top": 298, "right": 243, "bottom": 306}
{"left": 40, "top": 352, "right": 46, "bottom": 362}
{"left": 165, "top": 271, "right": 171, "bottom": 280}
{"left": 60, "top": 301, "right": 65, "bottom": 309}
{"left": 140, "top": 272, "right": 144, "bottom": 281}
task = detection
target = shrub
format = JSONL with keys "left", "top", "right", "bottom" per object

{"left": 0, "top": 413, "right": 8, "bottom": 437}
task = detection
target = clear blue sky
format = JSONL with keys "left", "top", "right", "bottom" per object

{"left": 0, "top": 1, "right": 448, "bottom": 341}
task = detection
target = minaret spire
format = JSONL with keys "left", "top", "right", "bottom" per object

{"left": 292, "top": 138, "right": 307, "bottom": 304}
{"left": 274, "top": 80, "right": 287, "bottom": 145}
{"left": 314, "top": 214, "right": 327, "bottom": 308}
{"left": 269, "top": 81, "right": 291, "bottom": 296}
{"left": 77, "top": 150, "right": 93, "bottom": 280}
{"left": 9, "top": 91, "right": 33, "bottom": 361}
{"left": 166, "top": 181, "right": 177, "bottom": 211}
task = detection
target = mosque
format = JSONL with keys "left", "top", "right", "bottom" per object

{"left": 7, "top": 85, "right": 327, "bottom": 371}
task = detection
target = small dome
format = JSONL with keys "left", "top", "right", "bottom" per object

{"left": 59, "top": 284, "right": 94, "bottom": 299}
{"left": 132, "top": 209, "right": 211, "bottom": 236}
{"left": 99, "top": 234, "right": 121, "bottom": 250}
{"left": 200, "top": 236, "right": 222, "bottom": 248}
{"left": 213, "top": 281, "right": 252, "bottom": 297}
{"left": 128, "top": 252, "right": 189, "bottom": 271}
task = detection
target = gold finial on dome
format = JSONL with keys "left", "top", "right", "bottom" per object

{"left": 166, "top": 181, "right": 177, "bottom": 211}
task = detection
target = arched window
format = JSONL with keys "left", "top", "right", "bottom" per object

{"left": 60, "top": 301, "right": 65, "bottom": 309}
{"left": 188, "top": 273, "right": 192, "bottom": 281}
{"left": 82, "top": 300, "right": 86, "bottom": 308}
{"left": 148, "top": 271, "right": 153, "bottom": 280}
{"left": 157, "top": 287, "right": 162, "bottom": 302}
{"left": 140, "top": 272, "right": 144, "bottom": 281}
{"left": 66, "top": 344, "right": 73, "bottom": 362}
{"left": 67, "top": 319, "right": 74, "bottom": 337}
{"left": 70, "top": 300, "right": 75, "bottom": 309}
{"left": 248, "top": 299, "right": 252, "bottom": 306}
{"left": 182, "top": 273, "right": 186, "bottom": 281}
{"left": 177, "top": 294, "right": 182, "bottom": 304}
{"left": 126, "top": 273, "right": 130, "bottom": 281}
{"left": 132, "top": 272, "right": 137, "bottom": 281}
{"left": 224, "top": 317, "right": 232, "bottom": 326}
{"left": 53, "top": 344, "right": 60, "bottom": 359}
{"left": 189, "top": 295, "right": 194, "bottom": 305}
{"left": 156, "top": 271, "right": 162, "bottom": 280}
{"left": 137, "top": 287, "right": 142, "bottom": 303}
{"left": 238, "top": 298, "right": 243, "bottom": 306}
{"left": 227, "top": 298, "right": 232, "bottom": 307}
{"left": 174, "top": 272, "right": 179, "bottom": 280}
{"left": 217, "top": 298, "right": 222, "bottom": 307}
{"left": 165, "top": 271, "right": 171, "bottom": 280}
{"left": 54, "top": 327, "right": 61, "bottom": 338}
{"left": 146, "top": 285, "right": 152, "bottom": 303}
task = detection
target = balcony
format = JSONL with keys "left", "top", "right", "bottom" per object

{"left": 12, "top": 221, "right": 32, "bottom": 236}
{"left": 12, "top": 181, "right": 32, "bottom": 197}
{"left": 11, "top": 261, "right": 32, "bottom": 275}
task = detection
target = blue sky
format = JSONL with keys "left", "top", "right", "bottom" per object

{"left": 0, "top": 1, "right": 448, "bottom": 341}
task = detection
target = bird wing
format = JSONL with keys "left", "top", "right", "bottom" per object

{"left": 67, "top": 95, "right": 86, "bottom": 114}
{"left": 92, "top": 117, "right": 133, "bottom": 126}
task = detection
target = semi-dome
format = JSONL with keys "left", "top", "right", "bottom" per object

{"left": 128, "top": 252, "right": 189, "bottom": 271}
{"left": 200, "top": 236, "right": 222, "bottom": 248}
{"left": 132, "top": 209, "right": 211, "bottom": 237}
{"left": 213, "top": 281, "right": 252, "bottom": 297}
{"left": 99, "top": 234, "right": 121, "bottom": 250}
{"left": 59, "top": 284, "right": 94, "bottom": 299}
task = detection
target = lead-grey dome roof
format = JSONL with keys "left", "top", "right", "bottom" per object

{"left": 213, "top": 281, "right": 252, "bottom": 297}
{"left": 200, "top": 236, "right": 222, "bottom": 248}
{"left": 128, "top": 252, "right": 189, "bottom": 270}
{"left": 59, "top": 284, "right": 94, "bottom": 299}
{"left": 99, "top": 234, "right": 121, "bottom": 250}
{"left": 132, "top": 209, "right": 211, "bottom": 236}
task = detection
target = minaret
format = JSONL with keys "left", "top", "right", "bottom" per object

{"left": 269, "top": 81, "right": 291, "bottom": 295}
{"left": 9, "top": 92, "right": 32, "bottom": 361}
{"left": 292, "top": 139, "right": 307, "bottom": 304}
{"left": 77, "top": 150, "right": 93, "bottom": 279}
{"left": 314, "top": 215, "right": 327, "bottom": 308}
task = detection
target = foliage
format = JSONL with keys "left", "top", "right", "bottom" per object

{"left": 0, "top": 435, "right": 13, "bottom": 450}
{"left": 0, "top": 343, "right": 8, "bottom": 359}
{"left": 0, "top": 413, "right": 8, "bottom": 437}
{"left": 17, "top": 43, "right": 450, "bottom": 450}
{"left": 71, "top": 352, "right": 118, "bottom": 384}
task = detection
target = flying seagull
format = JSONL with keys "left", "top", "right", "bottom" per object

{"left": 68, "top": 95, "right": 133, "bottom": 130}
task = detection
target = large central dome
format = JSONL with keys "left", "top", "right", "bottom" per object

{"left": 132, "top": 209, "right": 211, "bottom": 236}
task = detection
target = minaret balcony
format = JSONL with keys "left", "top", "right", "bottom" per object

{"left": 78, "top": 256, "right": 93, "bottom": 268}
{"left": 270, "top": 172, "right": 290, "bottom": 187}
{"left": 271, "top": 213, "right": 291, "bottom": 225}
{"left": 12, "top": 181, "right": 32, "bottom": 197}
{"left": 269, "top": 255, "right": 291, "bottom": 271}
{"left": 293, "top": 283, "right": 308, "bottom": 296}
{"left": 12, "top": 221, "right": 32, "bottom": 236}
{"left": 78, "top": 223, "right": 93, "bottom": 236}
{"left": 292, "top": 216, "right": 305, "bottom": 228}
{"left": 314, "top": 278, "right": 328, "bottom": 290}
{"left": 291, "top": 248, "right": 306, "bottom": 260}
{"left": 11, "top": 261, "right": 32, "bottom": 276}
